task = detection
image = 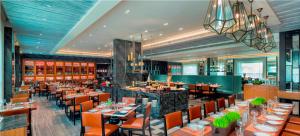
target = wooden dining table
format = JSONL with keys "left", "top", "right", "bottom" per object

{"left": 0, "top": 101, "right": 37, "bottom": 115}
{"left": 87, "top": 103, "right": 140, "bottom": 118}
{"left": 171, "top": 101, "right": 293, "bottom": 136}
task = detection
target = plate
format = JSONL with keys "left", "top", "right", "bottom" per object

{"left": 88, "top": 109, "right": 98, "bottom": 113}
{"left": 123, "top": 107, "right": 133, "bottom": 110}
{"left": 101, "top": 109, "right": 112, "bottom": 113}
{"left": 265, "top": 115, "right": 284, "bottom": 121}
{"left": 128, "top": 104, "right": 136, "bottom": 106}
{"left": 273, "top": 108, "right": 288, "bottom": 112}
{"left": 267, "top": 120, "right": 281, "bottom": 125}
{"left": 120, "top": 110, "right": 128, "bottom": 114}
{"left": 197, "top": 120, "right": 210, "bottom": 126}
{"left": 254, "top": 124, "right": 277, "bottom": 132}
{"left": 278, "top": 103, "right": 292, "bottom": 107}
{"left": 12, "top": 106, "right": 24, "bottom": 110}
{"left": 254, "top": 132, "right": 271, "bottom": 136}
{"left": 274, "top": 112, "right": 285, "bottom": 115}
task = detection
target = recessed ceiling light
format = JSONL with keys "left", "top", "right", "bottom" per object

{"left": 163, "top": 22, "right": 169, "bottom": 26}
{"left": 39, "top": 33, "right": 43, "bottom": 36}
{"left": 178, "top": 27, "right": 184, "bottom": 31}
{"left": 46, "top": 4, "right": 51, "bottom": 8}
{"left": 125, "top": 9, "right": 130, "bottom": 14}
{"left": 89, "top": 33, "right": 93, "bottom": 37}
{"left": 103, "top": 25, "right": 107, "bottom": 28}
{"left": 42, "top": 18, "right": 47, "bottom": 21}
{"left": 159, "top": 33, "right": 163, "bottom": 36}
{"left": 97, "top": 47, "right": 101, "bottom": 50}
{"left": 144, "top": 30, "right": 148, "bottom": 33}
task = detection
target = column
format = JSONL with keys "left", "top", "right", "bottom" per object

{"left": 4, "top": 27, "right": 13, "bottom": 101}
{"left": 15, "top": 46, "right": 21, "bottom": 87}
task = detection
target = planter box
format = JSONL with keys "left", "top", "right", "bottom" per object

{"left": 212, "top": 121, "right": 236, "bottom": 136}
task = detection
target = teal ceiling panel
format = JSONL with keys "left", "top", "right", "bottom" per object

{"left": 2, "top": 0, "right": 96, "bottom": 54}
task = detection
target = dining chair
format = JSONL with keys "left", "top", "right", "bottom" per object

{"left": 202, "top": 84, "right": 214, "bottom": 99}
{"left": 62, "top": 90, "right": 76, "bottom": 113}
{"left": 81, "top": 112, "right": 119, "bottom": 136}
{"left": 10, "top": 97, "right": 29, "bottom": 103}
{"left": 163, "top": 111, "right": 183, "bottom": 136}
{"left": 94, "top": 93, "right": 111, "bottom": 106}
{"left": 289, "top": 117, "right": 300, "bottom": 125}
{"left": 284, "top": 123, "right": 300, "bottom": 135}
{"left": 70, "top": 95, "right": 90, "bottom": 125}
{"left": 0, "top": 108, "right": 32, "bottom": 136}
{"left": 217, "top": 97, "right": 226, "bottom": 112}
{"left": 187, "top": 105, "right": 202, "bottom": 123}
{"left": 281, "top": 130, "right": 300, "bottom": 136}
{"left": 80, "top": 100, "right": 94, "bottom": 135}
{"left": 121, "top": 102, "right": 152, "bottom": 136}
{"left": 204, "top": 100, "right": 216, "bottom": 117}
{"left": 120, "top": 97, "right": 137, "bottom": 122}
{"left": 228, "top": 95, "right": 236, "bottom": 107}
{"left": 13, "top": 93, "right": 30, "bottom": 98}
{"left": 188, "top": 84, "right": 197, "bottom": 99}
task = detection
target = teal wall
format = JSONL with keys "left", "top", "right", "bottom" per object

{"left": 151, "top": 75, "right": 242, "bottom": 94}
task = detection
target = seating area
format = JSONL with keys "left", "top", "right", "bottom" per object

{"left": 1, "top": 0, "right": 300, "bottom": 136}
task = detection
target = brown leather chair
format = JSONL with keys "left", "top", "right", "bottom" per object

{"left": 0, "top": 108, "right": 32, "bottom": 135}
{"left": 121, "top": 102, "right": 152, "bottom": 136}
{"left": 81, "top": 112, "right": 119, "bottom": 136}
{"left": 70, "top": 95, "right": 90, "bottom": 125}
{"left": 164, "top": 111, "right": 183, "bottom": 136}
{"left": 228, "top": 95, "right": 236, "bottom": 107}
{"left": 188, "top": 84, "right": 197, "bottom": 98}
{"left": 289, "top": 117, "right": 300, "bottom": 125}
{"left": 217, "top": 97, "right": 226, "bottom": 112}
{"left": 10, "top": 97, "right": 29, "bottom": 103}
{"left": 204, "top": 100, "right": 216, "bottom": 117}
{"left": 187, "top": 105, "right": 202, "bottom": 123}
{"left": 284, "top": 123, "right": 300, "bottom": 135}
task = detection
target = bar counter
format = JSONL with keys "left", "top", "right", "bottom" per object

{"left": 244, "top": 84, "right": 278, "bottom": 100}
{"left": 0, "top": 114, "right": 27, "bottom": 136}
{"left": 102, "top": 86, "right": 188, "bottom": 118}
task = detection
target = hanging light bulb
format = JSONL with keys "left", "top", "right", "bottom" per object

{"left": 203, "top": 0, "right": 236, "bottom": 35}
{"left": 242, "top": 0, "right": 263, "bottom": 48}
{"left": 253, "top": 8, "right": 268, "bottom": 50}
{"left": 226, "top": 0, "right": 251, "bottom": 42}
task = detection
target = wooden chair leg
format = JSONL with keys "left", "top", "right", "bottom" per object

{"left": 149, "top": 125, "right": 152, "bottom": 136}
{"left": 73, "top": 111, "right": 76, "bottom": 125}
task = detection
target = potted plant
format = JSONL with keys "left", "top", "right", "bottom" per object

{"left": 212, "top": 112, "right": 241, "bottom": 136}
{"left": 252, "top": 79, "right": 264, "bottom": 85}
{"left": 250, "top": 97, "right": 266, "bottom": 112}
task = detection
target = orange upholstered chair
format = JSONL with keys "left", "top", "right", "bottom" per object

{"left": 0, "top": 108, "right": 32, "bottom": 135}
{"left": 122, "top": 97, "right": 136, "bottom": 105}
{"left": 188, "top": 84, "right": 197, "bottom": 98}
{"left": 164, "top": 111, "right": 183, "bottom": 136}
{"left": 10, "top": 97, "right": 29, "bottom": 103}
{"left": 202, "top": 84, "right": 214, "bottom": 99}
{"left": 94, "top": 93, "right": 111, "bottom": 106}
{"left": 70, "top": 95, "right": 90, "bottom": 125}
{"left": 204, "top": 100, "right": 216, "bottom": 117}
{"left": 187, "top": 105, "right": 202, "bottom": 123}
{"left": 284, "top": 123, "right": 300, "bottom": 135}
{"left": 289, "top": 117, "right": 300, "bottom": 125}
{"left": 217, "top": 97, "right": 226, "bottom": 112}
{"left": 80, "top": 100, "right": 94, "bottom": 112}
{"left": 13, "top": 93, "right": 30, "bottom": 98}
{"left": 81, "top": 112, "right": 119, "bottom": 136}
{"left": 281, "top": 131, "right": 300, "bottom": 136}
{"left": 228, "top": 95, "right": 235, "bottom": 107}
{"left": 121, "top": 102, "right": 152, "bottom": 136}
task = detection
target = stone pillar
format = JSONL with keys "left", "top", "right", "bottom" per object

{"left": 0, "top": 7, "right": 4, "bottom": 103}
{"left": 112, "top": 39, "right": 142, "bottom": 87}
{"left": 4, "top": 27, "right": 13, "bottom": 101}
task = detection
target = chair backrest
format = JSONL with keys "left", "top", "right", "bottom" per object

{"left": 75, "top": 95, "right": 90, "bottom": 105}
{"left": 11, "top": 97, "right": 29, "bottom": 103}
{"left": 188, "top": 105, "right": 202, "bottom": 123}
{"left": 188, "top": 84, "right": 196, "bottom": 90}
{"left": 169, "top": 82, "right": 175, "bottom": 87}
{"left": 204, "top": 101, "right": 216, "bottom": 117}
{"left": 228, "top": 95, "right": 235, "bottom": 107}
{"left": 217, "top": 97, "right": 226, "bottom": 111}
{"left": 99, "top": 93, "right": 110, "bottom": 102}
{"left": 80, "top": 100, "right": 94, "bottom": 112}
{"left": 13, "top": 93, "right": 30, "bottom": 98}
{"left": 81, "top": 112, "right": 105, "bottom": 136}
{"left": 122, "top": 97, "right": 136, "bottom": 105}
{"left": 164, "top": 111, "right": 183, "bottom": 136}
{"left": 202, "top": 84, "right": 210, "bottom": 91}
{"left": 143, "top": 102, "right": 152, "bottom": 126}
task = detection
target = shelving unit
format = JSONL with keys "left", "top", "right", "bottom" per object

{"left": 22, "top": 59, "right": 95, "bottom": 83}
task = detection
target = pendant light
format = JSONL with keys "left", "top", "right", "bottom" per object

{"left": 253, "top": 8, "right": 267, "bottom": 50}
{"left": 226, "top": 0, "right": 250, "bottom": 42}
{"left": 242, "top": 0, "right": 262, "bottom": 48}
{"left": 204, "top": 0, "right": 236, "bottom": 35}
{"left": 261, "top": 16, "right": 276, "bottom": 53}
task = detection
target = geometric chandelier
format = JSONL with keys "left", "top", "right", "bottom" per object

{"left": 204, "top": 0, "right": 236, "bottom": 35}
{"left": 261, "top": 16, "right": 276, "bottom": 53}
{"left": 253, "top": 8, "right": 268, "bottom": 50}
{"left": 226, "top": 0, "right": 251, "bottom": 42}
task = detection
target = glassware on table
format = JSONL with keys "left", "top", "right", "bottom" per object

{"left": 251, "top": 110, "right": 258, "bottom": 125}
{"left": 235, "top": 126, "right": 244, "bottom": 136}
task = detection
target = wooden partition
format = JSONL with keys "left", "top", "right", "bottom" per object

{"left": 244, "top": 84, "right": 278, "bottom": 100}
{"left": 22, "top": 59, "right": 95, "bottom": 83}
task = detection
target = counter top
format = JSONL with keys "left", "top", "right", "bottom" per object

{"left": 0, "top": 114, "right": 27, "bottom": 131}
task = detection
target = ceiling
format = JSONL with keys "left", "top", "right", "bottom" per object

{"left": 2, "top": 0, "right": 297, "bottom": 61}
{"left": 2, "top": 0, "right": 96, "bottom": 54}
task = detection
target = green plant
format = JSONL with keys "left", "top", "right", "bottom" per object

{"left": 250, "top": 97, "right": 266, "bottom": 106}
{"left": 252, "top": 79, "right": 264, "bottom": 85}
{"left": 213, "top": 117, "right": 229, "bottom": 128}
{"left": 213, "top": 112, "right": 241, "bottom": 128}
